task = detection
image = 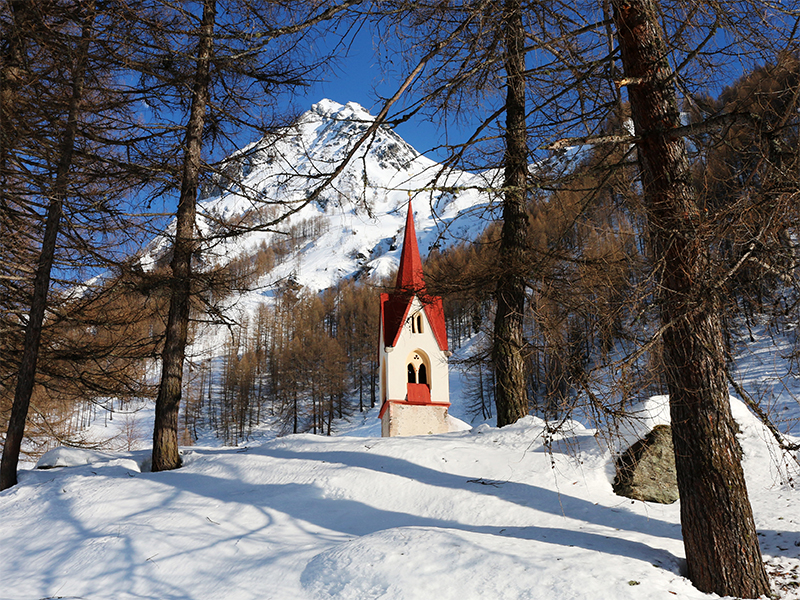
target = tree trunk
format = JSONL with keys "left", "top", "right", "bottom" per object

{"left": 493, "top": 0, "right": 530, "bottom": 427}
{"left": 151, "top": 0, "right": 216, "bottom": 472}
{"left": 0, "top": 3, "right": 94, "bottom": 491}
{"left": 612, "top": 0, "right": 770, "bottom": 596}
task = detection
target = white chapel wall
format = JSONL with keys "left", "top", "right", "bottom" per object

{"left": 383, "top": 295, "right": 449, "bottom": 404}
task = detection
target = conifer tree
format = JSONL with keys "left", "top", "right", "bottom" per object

{"left": 150, "top": 0, "right": 216, "bottom": 472}
{"left": 144, "top": 0, "right": 365, "bottom": 470}
{"left": 1, "top": 0, "right": 114, "bottom": 489}
{"left": 0, "top": 0, "right": 186, "bottom": 488}
{"left": 612, "top": 0, "right": 770, "bottom": 593}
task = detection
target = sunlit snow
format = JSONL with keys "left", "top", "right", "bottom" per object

{"left": 2, "top": 393, "right": 800, "bottom": 599}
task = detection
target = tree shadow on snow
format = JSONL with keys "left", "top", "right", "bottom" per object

{"left": 148, "top": 445, "right": 684, "bottom": 572}
{"left": 255, "top": 446, "right": 682, "bottom": 540}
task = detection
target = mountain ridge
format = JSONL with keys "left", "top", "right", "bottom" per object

{"left": 145, "top": 99, "right": 495, "bottom": 303}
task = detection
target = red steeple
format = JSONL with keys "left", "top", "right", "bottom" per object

{"left": 395, "top": 200, "right": 425, "bottom": 293}
{"left": 379, "top": 198, "right": 448, "bottom": 352}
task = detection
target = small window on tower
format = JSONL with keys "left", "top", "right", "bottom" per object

{"left": 416, "top": 314, "right": 423, "bottom": 333}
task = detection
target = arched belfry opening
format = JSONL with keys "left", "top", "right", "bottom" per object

{"left": 406, "top": 350, "right": 429, "bottom": 386}
{"left": 378, "top": 198, "right": 451, "bottom": 437}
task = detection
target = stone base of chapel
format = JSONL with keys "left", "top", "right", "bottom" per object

{"left": 380, "top": 401, "right": 450, "bottom": 437}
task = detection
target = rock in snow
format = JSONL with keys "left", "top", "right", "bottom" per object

{"left": 613, "top": 424, "right": 678, "bottom": 504}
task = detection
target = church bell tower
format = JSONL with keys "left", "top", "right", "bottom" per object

{"left": 378, "top": 200, "right": 450, "bottom": 436}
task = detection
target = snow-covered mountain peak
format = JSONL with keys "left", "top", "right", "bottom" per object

{"left": 143, "top": 100, "right": 495, "bottom": 354}
{"left": 286, "top": 99, "right": 422, "bottom": 175}
{"left": 308, "top": 98, "right": 373, "bottom": 122}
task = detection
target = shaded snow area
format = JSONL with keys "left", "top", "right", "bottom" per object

{"left": 3, "top": 397, "right": 800, "bottom": 600}
{"left": 731, "top": 324, "right": 800, "bottom": 434}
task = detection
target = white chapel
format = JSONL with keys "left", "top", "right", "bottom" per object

{"left": 378, "top": 201, "right": 450, "bottom": 437}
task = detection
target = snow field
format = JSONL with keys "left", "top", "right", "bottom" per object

{"left": 3, "top": 396, "right": 800, "bottom": 600}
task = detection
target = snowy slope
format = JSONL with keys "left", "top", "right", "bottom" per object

{"left": 2, "top": 396, "right": 800, "bottom": 600}
{"left": 143, "top": 99, "right": 495, "bottom": 295}
{"left": 139, "top": 99, "right": 498, "bottom": 357}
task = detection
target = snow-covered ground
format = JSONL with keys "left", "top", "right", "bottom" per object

{"left": 732, "top": 324, "right": 800, "bottom": 435}
{"left": 2, "top": 391, "right": 800, "bottom": 600}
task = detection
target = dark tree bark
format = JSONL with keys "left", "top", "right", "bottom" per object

{"left": 612, "top": 0, "right": 770, "bottom": 596}
{"left": 0, "top": 0, "right": 31, "bottom": 180}
{"left": 493, "top": 0, "right": 530, "bottom": 427}
{"left": 151, "top": 0, "right": 216, "bottom": 472}
{"left": 0, "top": 2, "right": 95, "bottom": 490}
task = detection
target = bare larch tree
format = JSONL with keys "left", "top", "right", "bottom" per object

{"left": 612, "top": 0, "right": 770, "bottom": 595}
